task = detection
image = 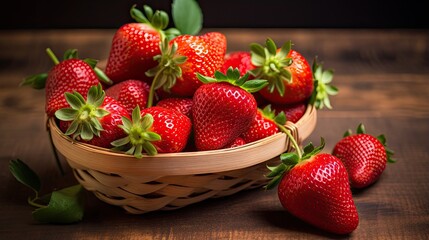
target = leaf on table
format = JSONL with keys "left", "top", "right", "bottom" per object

{"left": 9, "top": 159, "right": 41, "bottom": 194}
{"left": 32, "top": 184, "right": 85, "bottom": 224}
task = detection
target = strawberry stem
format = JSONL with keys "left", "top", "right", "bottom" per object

{"left": 46, "top": 48, "right": 60, "bottom": 65}
{"left": 275, "top": 123, "right": 302, "bottom": 158}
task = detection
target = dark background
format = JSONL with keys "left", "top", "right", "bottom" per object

{"left": 2, "top": 0, "right": 428, "bottom": 29}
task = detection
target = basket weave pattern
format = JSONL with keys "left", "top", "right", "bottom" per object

{"left": 49, "top": 105, "right": 317, "bottom": 214}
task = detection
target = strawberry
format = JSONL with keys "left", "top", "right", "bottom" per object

{"left": 29, "top": 48, "right": 114, "bottom": 117}
{"left": 250, "top": 39, "right": 313, "bottom": 104}
{"left": 111, "top": 106, "right": 192, "bottom": 157}
{"left": 104, "top": 5, "right": 179, "bottom": 83}
{"left": 266, "top": 139, "right": 359, "bottom": 234}
{"left": 105, "top": 80, "right": 150, "bottom": 115}
{"left": 220, "top": 51, "right": 254, "bottom": 76}
{"left": 192, "top": 68, "right": 267, "bottom": 151}
{"left": 55, "top": 84, "right": 130, "bottom": 149}
{"left": 270, "top": 102, "right": 307, "bottom": 123}
{"left": 146, "top": 32, "right": 227, "bottom": 99}
{"left": 241, "top": 105, "right": 283, "bottom": 143}
{"left": 332, "top": 124, "right": 395, "bottom": 188}
{"left": 156, "top": 97, "right": 193, "bottom": 118}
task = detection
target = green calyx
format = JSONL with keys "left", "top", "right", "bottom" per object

{"left": 55, "top": 83, "right": 110, "bottom": 141}
{"left": 249, "top": 38, "right": 293, "bottom": 96}
{"left": 111, "top": 106, "right": 161, "bottom": 158}
{"left": 260, "top": 104, "right": 287, "bottom": 126}
{"left": 130, "top": 4, "right": 181, "bottom": 41}
{"left": 145, "top": 41, "right": 187, "bottom": 108}
{"left": 197, "top": 67, "right": 268, "bottom": 93}
{"left": 265, "top": 138, "right": 326, "bottom": 190}
{"left": 309, "top": 57, "right": 338, "bottom": 109}
{"left": 344, "top": 123, "right": 396, "bottom": 163}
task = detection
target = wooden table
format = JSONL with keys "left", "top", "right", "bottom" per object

{"left": 1, "top": 29, "right": 428, "bottom": 239}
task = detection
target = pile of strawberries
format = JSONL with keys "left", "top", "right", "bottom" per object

{"left": 23, "top": 0, "right": 395, "bottom": 235}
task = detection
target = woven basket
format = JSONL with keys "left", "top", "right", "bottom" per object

{"left": 48, "top": 105, "right": 317, "bottom": 214}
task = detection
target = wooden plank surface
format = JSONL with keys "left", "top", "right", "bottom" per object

{"left": 0, "top": 29, "right": 428, "bottom": 239}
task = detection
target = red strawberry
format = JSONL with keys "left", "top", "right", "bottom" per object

{"left": 270, "top": 102, "right": 307, "bottom": 123}
{"left": 111, "top": 106, "right": 192, "bottom": 157}
{"left": 220, "top": 51, "right": 254, "bottom": 76}
{"left": 266, "top": 139, "right": 359, "bottom": 234}
{"left": 146, "top": 32, "right": 227, "bottom": 98}
{"left": 192, "top": 68, "right": 267, "bottom": 151}
{"left": 104, "top": 5, "right": 178, "bottom": 83}
{"left": 241, "top": 105, "right": 282, "bottom": 143}
{"left": 105, "top": 80, "right": 150, "bottom": 114}
{"left": 156, "top": 98, "right": 193, "bottom": 118}
{"left": 250, "top": 39, "right": 313, "bottom": 104}
{"left": 37, "top": 48, "right": 106, "bottom": 117}
{"left": 224, "top": 137, "right": 246, "bottom": 148}
{"left": 332, "top": 124, "right": 395, "bottom": 188}
{"left": 56, "top": 84, "right": 130, "bottom": 149}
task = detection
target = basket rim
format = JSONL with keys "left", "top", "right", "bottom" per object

{"left": 49, "top": 104, "right": 317, "bottom": 175}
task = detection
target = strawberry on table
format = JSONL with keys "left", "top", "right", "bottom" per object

{"left": 192, "top": 67, "right": 267, "bottom": 151}
{"left": 250, "top": 39, "right": 313, "bottom": 105}
{"left": 266, "top": 139, "right": 359, "bottom": 234}
{"left": 104, "top": 5, "right": 180, "bottom": 84}
{"left": 111, "top": 106, "right": 192, "bottom": 158}
{"left": 55, "top": 84, "right": 130, "bottom": 149}
{"left": 105, "top": 79, "right": 150, "bottom": 115}
{"left": 332, "top": 124, "right": 395, "bottom": 188}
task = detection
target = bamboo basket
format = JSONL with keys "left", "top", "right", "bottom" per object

{"left": 48, "top": 105, "right": 317, "bottom": 214}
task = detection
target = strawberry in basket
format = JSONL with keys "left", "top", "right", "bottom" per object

{"left": 241, "top": 105, "right": 283, "bottom": 143}
{"left": 104, "top": 5, "right": 180, "bottom": 84}
{"left": 111, "top": 106, "right": 192, "bottom": 157}
{"left": 249, "top": 39, "right": 314, "bottom": 105}
{"left": 22, "top": 48, "right": 112, "bottom": 117}
{"left": 105, "top": 79, "right": 150, "bottom": 115}
{"left": 55, "top": 84, "right": 130, "bottom": 149}
{"left": 192, "top": 67, "right": 268, "bottom": 151}
{"left": 146, "top": 32, "right": 227, "bottom": 98}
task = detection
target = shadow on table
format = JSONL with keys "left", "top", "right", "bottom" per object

{"left": 251, "top": 209, "right": 352, "bottom": 239}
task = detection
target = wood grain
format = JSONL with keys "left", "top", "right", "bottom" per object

{"left": 0, "top": 29, "right": 428, "bottom": 239}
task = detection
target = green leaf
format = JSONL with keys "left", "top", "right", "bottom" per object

{"left": 357, "top": 123, "right": 366, "bottom": 134}
{"left": 63, "top": 49, "right": 78, "bottom": 60}
{"left": 130, "top": 4, "right": 150, "bottom": 24}
{"left": 264, "top": 175, "right": 283, "bottom": 190}
{"left": 280, "top": 153, "right": 299, "bottom": 166}
{"left": 9, "top": 159, "right": 41, "bottom": 194}
{"left": 83, "top": 58, "right": 98, "bottom": 69}
{"left": 55, "top": 108, "right": 78, "bottom": 121}
{"left": 266, "top": 163, "right": 287, "bottom": 178}
{"left": 32, "top": 185, "right": 84, "bottom": 224}
{"left": 274, "top": 111, "right": 286, "bottom": 125}
{"left": 266, "top": 38, "right": 277, "bottom": 55}
{"left": 64, "top": 92, "right": 84, "bottom": 110}
{"left": 241, "top": 79, "right": 269, "bottom": 93}
{"left": 20, "top": 73, "right": 48, "bottom": 89}
{"left": 172, "top": 0, "right": 203, "bottom": 35}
